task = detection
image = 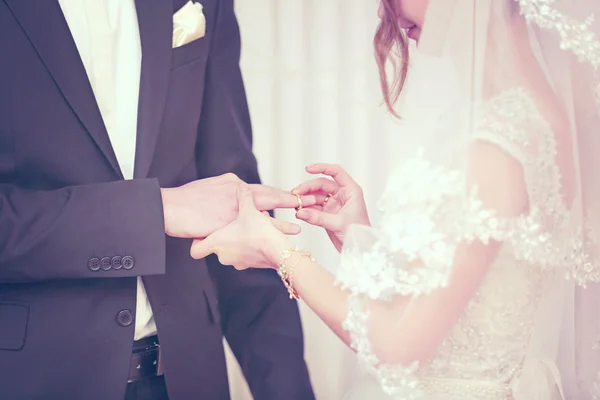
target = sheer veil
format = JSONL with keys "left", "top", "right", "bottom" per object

{"left": 334, "top": 0, "right": 600, "bottom": 398}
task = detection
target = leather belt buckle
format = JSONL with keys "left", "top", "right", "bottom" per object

{"left": 128, "top": 342, "right": 162, "bottom": 383}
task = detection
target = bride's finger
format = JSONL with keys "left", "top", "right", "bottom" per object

{"left": 305, "top": 163, "right": 358, "bottom": 188}
{"left": 304, "top": 205, "right": 323, "bottom": 212}
{"left": 292, "top": 177, "right": 339, "bottom": 197}
{"left": 190, "top": 237, "right": 217, "bottom": 260}
{"left": 296, "top": 192, "right": 336, "bottom": 209}
{"left": 312, "top": 193, "right": 330, "bottom": 206}
{"left": 295, "top": 208, "right": 345, "bottom": 232}
{"left": 270, "top": 217, "right": 302, "bottom": 235}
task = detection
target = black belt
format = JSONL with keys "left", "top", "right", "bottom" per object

{"left": 128, "top": 335, "right": 163, "bottom": 383}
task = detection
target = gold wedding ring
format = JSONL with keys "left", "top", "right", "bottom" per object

{"left": 295, "top": 194, "right": 303, "bottom": 211}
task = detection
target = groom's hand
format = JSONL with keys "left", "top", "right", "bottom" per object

{"left": 160, "top": 173, "right": 315, "bottom": 239}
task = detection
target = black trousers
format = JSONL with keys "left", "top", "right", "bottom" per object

{"left": 125, "top": 375, "right": 169, "bottom": 400}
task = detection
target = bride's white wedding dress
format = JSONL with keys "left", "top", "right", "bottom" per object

{"left": 325, "top": 0, "right": 599, "bottom": 398}
{"left": 342, "top": 88, "right": 572, "bottom": 400}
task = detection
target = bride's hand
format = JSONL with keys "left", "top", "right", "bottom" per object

{"left": 292, "top": 163, "right": 370, "bottom": 252}
{"left": 189, "top": 185, "right": 296, "bottom": 269}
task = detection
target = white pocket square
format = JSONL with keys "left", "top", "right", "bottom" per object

{"left": 173, "top": 1, "right": 206, "bottom": 48}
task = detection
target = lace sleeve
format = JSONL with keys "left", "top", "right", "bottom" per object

{"left": 335, "top": 89, "right": 575, "bottom": 398}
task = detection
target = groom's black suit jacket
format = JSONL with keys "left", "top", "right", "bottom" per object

{"left": 0, "top": 0, "right": 314, "bottom": 399}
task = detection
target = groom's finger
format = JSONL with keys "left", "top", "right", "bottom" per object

{"left": 291, "top": 192, "right": 333, "bottom": 209}
{"left": 190, "top": 237, "right": 216, "bottom": 260}
{"left": 270, "top": 217, "right": 301, "bottom": 235}
{"left": 250, "top": 184, "right": 317, "bottom": 210}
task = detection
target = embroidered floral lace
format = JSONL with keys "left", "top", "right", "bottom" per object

{"left": 338, "top": 88, "right": 573, "bottom": 399}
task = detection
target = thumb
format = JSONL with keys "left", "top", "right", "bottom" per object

{"left": 270, "top": 217, "right": 302, "bottom": 235}
{"left": 237, "top": 184, "right": 256, "bottom": 213}
{"left": 190, "top": 236, "right": 217, "bottom": 260}
{"left": 296, "top": 208, "right": 344, "bottom": 232}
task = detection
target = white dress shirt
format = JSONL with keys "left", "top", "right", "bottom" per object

{"left": 59, "top": 0, "right": 157, "bottom": 340}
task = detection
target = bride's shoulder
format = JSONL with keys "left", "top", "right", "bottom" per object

{"left": 476, "top": 87, "right": 570, "bottom": 180}
{"left": 477, "top": 87, "right": 555, "bottom": 152}
{"left": 478, "top": 86, "right": 576, "bottom": 217}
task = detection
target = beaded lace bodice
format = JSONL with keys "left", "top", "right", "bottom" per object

{"left": 416, "top": 89, "right": 565, "bottom": 391}
{"left": 416, "top": 247, "right": 553, "bottom": 398}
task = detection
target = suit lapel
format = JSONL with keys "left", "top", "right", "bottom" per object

{"left": 133, "top": 0, "right": 173, "bottom": 179}
{"left": 4, "top": 0, "right": 123, "bottom": 178}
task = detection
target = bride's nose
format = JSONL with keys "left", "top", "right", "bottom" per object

{"left": 377, "top": 1, "right": 384, "bottom": 19}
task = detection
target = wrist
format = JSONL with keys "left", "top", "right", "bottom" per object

{"left": 160, "top": 188, "right": 174, "bottom": 236}
{"left": 263, "top": 235, "right": 293, "bottom": 269}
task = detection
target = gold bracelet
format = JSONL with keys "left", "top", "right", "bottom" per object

{"left": 277, "top": 246, "right": 314, "bottom": 300}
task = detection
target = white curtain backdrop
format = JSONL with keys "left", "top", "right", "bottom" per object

{"left": 225, "top": 2, "right": 404, "bottom": 399}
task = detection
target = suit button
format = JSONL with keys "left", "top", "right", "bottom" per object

{"left": 116, "top": 310, "right": 133, "bottom": 327}
{"left": 122, "top": 256, "right": 135, "bottom": 270}
{"left": 111, "top": 256, "right": 123, "bottom": 270}
{"left": 100, "top": 257, "right": 112, "bottom": 271}
{"left": 88, "top": 258, "right": 101, "bottom": 271}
